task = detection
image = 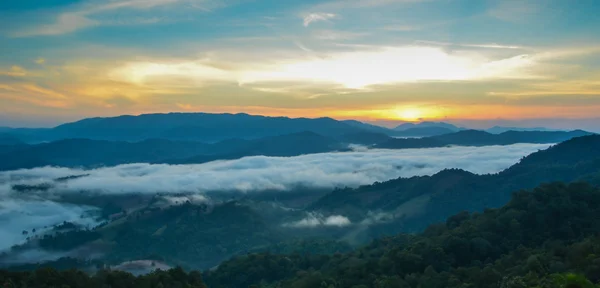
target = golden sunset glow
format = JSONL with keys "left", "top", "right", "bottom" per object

{"left": 395, "top": 108, "right": 423, "bottom": 121}
{"left": 0, "top": 0, "right": 599, "bottom": 131}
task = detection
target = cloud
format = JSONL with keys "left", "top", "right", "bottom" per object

{"left": 238, "top": 46, "right": 539, "bottom": 89}
{"left": 109, "top": 61, "right": 232, "bottom": 86}
{"left": 0, "top": 199, "right": 100, "bottom": 251}
{"left": 160, "top": 195, "right": 210, "bottom": 206}
{"left": 0, "top": 144, "right": 552, "bottom": 251}
{"left": 312, "top": 30, "right": 367, "bottom": 40}
{"left": 415, "top": 40, "right": 525, "bottom": 50}
{"left": 303, "top": 13, "right": 337, "bottom": 27}
{"left": 488, "top": 0, "right": 538, "bottom": 23}
{"left": 0, "top": 83, "right": 71, "bottom": 108}
{"left": 312, "top": 0, "right": 427, "bottom": 11}
{"left": 0, "top": 144, "right": 551, "bottom": 196}
{"left": 0, "top": 66, "right": 27, "bottom": 77}
{"left": 17, "top": 13, "right": 99, "bottom": 37}
{"left": 284, "top": 213, "right": 351, "bottom": 228}
{"left": 107, "top": 43, "right": 551, "bottom": 91}
{"left": 12, "top": 0, "right": 222, "bottom": 37}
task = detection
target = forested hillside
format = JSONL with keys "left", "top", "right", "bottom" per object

{"left": 0, "top": 267, "right": 208, "bottom": 288}
{"left": 204, "top": 182, "right": 600, "bottom": 288}
{"left": 313, "top": 135, "right": 600, "bottom": 233}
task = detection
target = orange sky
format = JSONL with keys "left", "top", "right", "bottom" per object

{"left": 1, "top": 0, "right": 600, "bottom": 128}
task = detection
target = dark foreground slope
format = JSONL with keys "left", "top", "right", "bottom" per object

{"left": 4, "top": 184, "right": 599, "bottom": 288}
{"left": 204, "top": 182, "right": 600, "bottom": 288}
{"left": 0, "top": 267, "right": 208, "bottom": 288}
{"left": 312, "top": 135, "right": 600, "bottom": 233}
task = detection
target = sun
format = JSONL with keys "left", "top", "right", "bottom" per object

{"left": 395, "top": 108, "right": 422, "bottom": 121}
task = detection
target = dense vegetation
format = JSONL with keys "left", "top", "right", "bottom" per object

{"left": 314, "top": 135, "right": 600, "bottom": 234}
{"left": 103, "top": 202, "right": 280, "bottom": 269}
{"left": 204, "top": 182, "right": 600, "bottom": 288}
{"left": 3, "top": 182, "right": 600, "bottom": 287}
{"left": 0, "top": 267, "right": 207, "bottom": 288}
{"left": 38, "top": 230, "right": 102, "bottom": 251}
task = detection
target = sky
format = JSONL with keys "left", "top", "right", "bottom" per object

{"left": 0, "top": 0, "right": 599, "bottom": 129}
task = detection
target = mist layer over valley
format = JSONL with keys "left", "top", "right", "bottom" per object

{"left": 0, "top": 143, "right": 550, "bottom": 267}
{"left": 1, "top": 143, "right": 550, "bottom": 195}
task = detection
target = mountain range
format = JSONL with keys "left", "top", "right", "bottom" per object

{"left": 2, "top": 113, "right": 365, "bottom": 143}
{"left": 394, "top": 121, "right": 461, "bottom": 131}
{"left": 1, "top": 113, "right": 565, "bottom": 143}
{"left": 0, "top": 128, "right": 592, "bottom": 171}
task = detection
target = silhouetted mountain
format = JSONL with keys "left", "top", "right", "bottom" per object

{"left": 486, "top": 126, "right": 556, "bottom": 134}
{"left": 393, "top": 126, "right": 457, "bottom": 137}
{"left": 313, "top": 134, "right": 600, "bottom": 233}
{"left": 336, "top": 131, "right": 392, "bottom": 145}
{"left": 341, "top": 120, "right": 393, "bottom": 134}
{"left": 3, "top": 129, "right": 590, "bottom": 171}
{"left": 6, "top": 113, "right": 367, "bottom": 143}
{"left": 394, "top": 121, "right": 460, "bottom": 131}
{"left": 166, "top": 131, "right": 346, "bottom": 164}
{"left": 0, "top": 138, "right": 217, "bottom": 171}
{"left": 0, "top": 132, "right": 347, "bottom": 170}
{"left": 0, "top": 133, "right": 24, "bottom": 145}
{"left": 344, "top": 120, "right": 457, "bottom": 138}
{"left": 377, "top": 129, "right": 593, "bottom": 149}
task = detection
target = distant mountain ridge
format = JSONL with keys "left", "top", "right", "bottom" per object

{"left": 3, "top": 113, "right": 574, "bottom": 143}
{"left": 486, "top": 126, "right": 557, "bottom": 134}
{"left": 393, "top": 126, "right": 457, "bottom": 137}
{"left": 394, "top": 121, "right": 461, "bottom": 131}
{"left": 0, "top": 129, "right": 593, "bottom": 171}
{"left": 0, "top": 131, "right": 348, "bottom": 171}
{"left": 377, "top": 129, "right": 593, "bottom": 149}
{"left": 5, "top": 113, "right": 367, "bottom": 143}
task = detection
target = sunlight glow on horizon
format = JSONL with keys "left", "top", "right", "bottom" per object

{"left": 395, "top": 107, "right": 423, "bottom": 122}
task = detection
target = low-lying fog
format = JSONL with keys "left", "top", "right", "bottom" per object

{"left": 0, "top": 143, "right": 552, "bottom": 251}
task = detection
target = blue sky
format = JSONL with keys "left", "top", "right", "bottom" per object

{"left": 1, "top": 0, "right": 599, "bottom": 129}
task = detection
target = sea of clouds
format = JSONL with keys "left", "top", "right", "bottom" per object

{"left": 0, "top": 143, "right": 552, "bottom": 251}
{"left": 0, "top": 143, "right": 551, "bottom": 195}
